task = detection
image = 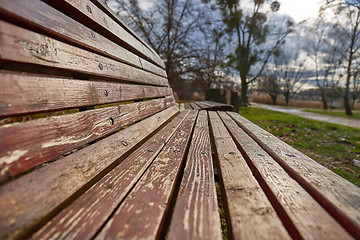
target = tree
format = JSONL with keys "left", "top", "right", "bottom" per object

{"left": 304, "top": 19, "right": 343, "bottom": 110}
{"left": 258, "top": 73, "right": 280, "bottom": 105}
{"left": 205, "top": 0, "right": 294, "bottom": 105}
{"left": 271, "top": 44, "right": 307, "bottom": 106}
{"left": 106, "top": 0, "right": 223, "bottom": 97}
{"left": 320, "top": 0, "right": 360, "bottom": 115}
{"left": 352, "top": 68, "right": 360, "bottom": 109}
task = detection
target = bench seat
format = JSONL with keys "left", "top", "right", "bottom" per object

{"left": 182, "top": 101, "right": 233, "bottom": 111}
{"left": 0, "top": 1, "right": 359, "bottom": 239}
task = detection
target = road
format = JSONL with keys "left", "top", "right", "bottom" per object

{"left": 250, "top": 103, "right": 360, "bottom": 129}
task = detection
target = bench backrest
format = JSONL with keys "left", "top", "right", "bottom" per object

{"left": 0, "top": 1, "right": 177, "bottom": 238}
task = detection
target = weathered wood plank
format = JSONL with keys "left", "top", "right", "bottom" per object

{"left": 194, "top": 101, "right": 211, "bottom": 109}
{"left": 228, "top": 111, "right": 360, "bottom": 238}
{"left": 179, "top": 103, "right": 185, "bottom": 110}
{"left": 202, "top": 101, "right": 233, "bottom": 111}
{"left": 189, "top": 103, "right": 201, "bottom": 110}
{"left": 167, "top": 111, "right": 222, "bottom": 240}
{"left": 44, "top": 0, "right": 166, "bottom": 73}
{"left": 0, "top": 20, "right": 168, "bottom": 86}
{"left": 96, "top": 111, "right": 198, "bottom": 240}
{"left": 0, "top": 98, "right": 174, "bottom": 180}
{"left": 184, "top": 103, "right": 192, "bottom": 110}
{"left": 31, "top": 111, "right": 190, "bottom": 240}
{"left": 0, "top": 0, "right": 165, "bottom": 72}
{"left": 208, "top": 111, "right": 291, "bottom": 240}
{"left": 0, "top": 72, "right": 172, "bottom": 117}
{"left": 219, "top": 111, "right": 352, "bottom": 239}
{"left": 0, "top": 105, "right": 179, "bottom": 240}
{"left": 91, "top": 0, "right": 163, "bottom": 65}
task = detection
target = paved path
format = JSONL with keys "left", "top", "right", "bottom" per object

{"left": 250, "top": 103, "right": 360, "bottom": 129}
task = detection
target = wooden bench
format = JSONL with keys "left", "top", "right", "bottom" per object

{"left": 182, "top": 101, "right": 233, "bottom": 112}
{"left": 0, "top": 1, "right": 360, "bottom": 239}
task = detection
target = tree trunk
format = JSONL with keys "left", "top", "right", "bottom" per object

{"left": 344, "top": 84, "right": 352, "bottom": 115}
{"left": 320, "top": 88, "right": 328, "bottom": 110}
{"left": 240, "top": 76, "right": 248, "bottom": 106}
{"left": 344, "top": 59, "right": 353, "bottom": 115}
{"left": 270, "top": 95, "right": 277, "bottom": 105}
{"left": 284, "top": 92, "right": 290, "bottom": 106}
{"left": 351, "top": 96, "right": 357, "bottom": 110}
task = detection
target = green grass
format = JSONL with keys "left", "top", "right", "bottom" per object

{"left": 304, "top": 109, "right": 360, "bottom": 120}
{"left": 239, "top": 107, "right": 360, "bottom": 187}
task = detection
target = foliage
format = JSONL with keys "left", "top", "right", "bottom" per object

{"left": 106, "top": 0, "right": 227, "bottom": 97}
{"left": 240, "top": 107, "right": 360, "bottom": 187}
{"left": 207, "top": 0, "right": 294, "bottom": 104}
{"left": 258, "top": 73, "right": 280, "bottom": 104}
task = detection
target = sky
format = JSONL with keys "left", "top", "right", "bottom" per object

{"left": 277, "top": 0, "right": 324, "bottom": 23}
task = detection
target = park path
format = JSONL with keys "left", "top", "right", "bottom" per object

{"left": 250, "top": 103, "right": 360, "bottom": 129}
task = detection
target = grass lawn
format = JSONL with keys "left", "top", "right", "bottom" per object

{"left": 304, "top": 109, "right": 360, "bottom": 120}
{"left": 239, "top": 107, "right": 360, "bottom": 187}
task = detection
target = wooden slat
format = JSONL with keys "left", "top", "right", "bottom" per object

{"left": 219, "top": 111, "right": 352, "bottom": 239}
{"left": 0, "top": 98, "right": 174, "bottom": 180}
{"left": 0, "top": 20, "right": 168, "bottom": 86}
{"left": 91, "top": 0, "right": 161, "bottom": 62}
{"left": 167, "top": 111, "right": 222, "bottom": 240}
{"left": 0, "top": 0, "right": 165, "bottom": 73}
{"left": 44, "top": 0, "right": 166, "bottom": 73}
{"left": 189, "top": 103, "right": 201, "bottom": 110}
{"left": 179, "top": 103, "right": 185, "bottom": 110}
{"left": 208, "top": 111, "right": 291, "bottom": 240}
{"left": 31, "top": 111, "right": 190, "bottom": 240}
{"left": 184, "top": 103, "right": 192, "bottom": 110}
{"left": 0, "top": 105, "right": 179, "bottom": 240}
{"left": 195, "top": 101, "right": 211, "bottom": 109}
{"left": 193, "top": 102, "right": 209, "bottom": 110}
{"left": 96, "top": 111, "right": 198, "bottom": 240}
{"left": 0, "top": 72, "right": 172, "bottom": 117}
{"left": 202, "top": 101, "right": 233, "bottom": 111}
{"left": 228, "top": 111, "right": 360, "bottom": 238}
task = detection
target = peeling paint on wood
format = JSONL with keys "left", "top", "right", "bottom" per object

{"left": 0, "top": 20, "right": 167, "bottom": 86}
{"left": 209, "top": 111, "right": 291, "bottom": 239}
{"left": 0, "top": 106, "right": 179, "bottom": 240}
{"left": 0, "top": 72, "right": 172, "bottom": 117}
{"left": 219, "top": 112, "right": 353, "bottom": 239}
{"left": 167, "top": 111, "right": 222, "bottom": 240}
{"left": 96, "top": 111, "right": 198, "bottom": 240}
{"left": 31, "top": 111, "right": 189, "bottom": 240}
{"left": 0, "top": 0, "right": 165, "bottom": 71}
{"left": 228, "top": 111, "right": 360, "bottom": 237}
{"left": 0, "top": 98, "right": 174, "bottom": 180}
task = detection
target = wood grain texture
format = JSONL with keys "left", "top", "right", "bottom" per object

{"left": 219, "top": 112, "right": 352, "bottom": 240}
{"left": 184, "top": 103, "right": 192, "bottom": 110}
{"left": 208, "top": 111, "right": 291, "bottom": 240}
{"left": 167, "top": 111, "right": 222, "bottom": 240}
{"left": 0, "top": 72, "right": 172, "bottom": 117}
{"left": 193, "top": 101, "right": 211, "bottom": 109}
{"left": 90, "top": 0, "right": 162, "bottom": 65}
{"left": 96, "top": 110, "right": 198, "bottom": 240}
{"left": 189, "top": 103, "right": 201, "bottom": 110}
{"left": 31, "top": 111, "right": 190, "bottom": 240}
{"left": 0, "top": 105, "right": 179, "bottom": 240}
{"left": 0, "top": 98, "right": 174, "bottom": 180}
{"left": 179, "top": 103, "right": 185, "bottom": 110}
{"left": 0, "top": 20, "right": 168, "bottom": 86}
{"left": 0, "top": 0, "right": 165, "bottom": 72}
{"left": 228, "top": 111, "right": 360, "bottom": 238}
{"left": 200, "top": 101, "right": 233, "bottom": 111}
{"left": 44, "top": 0, "right": 166, "bottom": 73}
